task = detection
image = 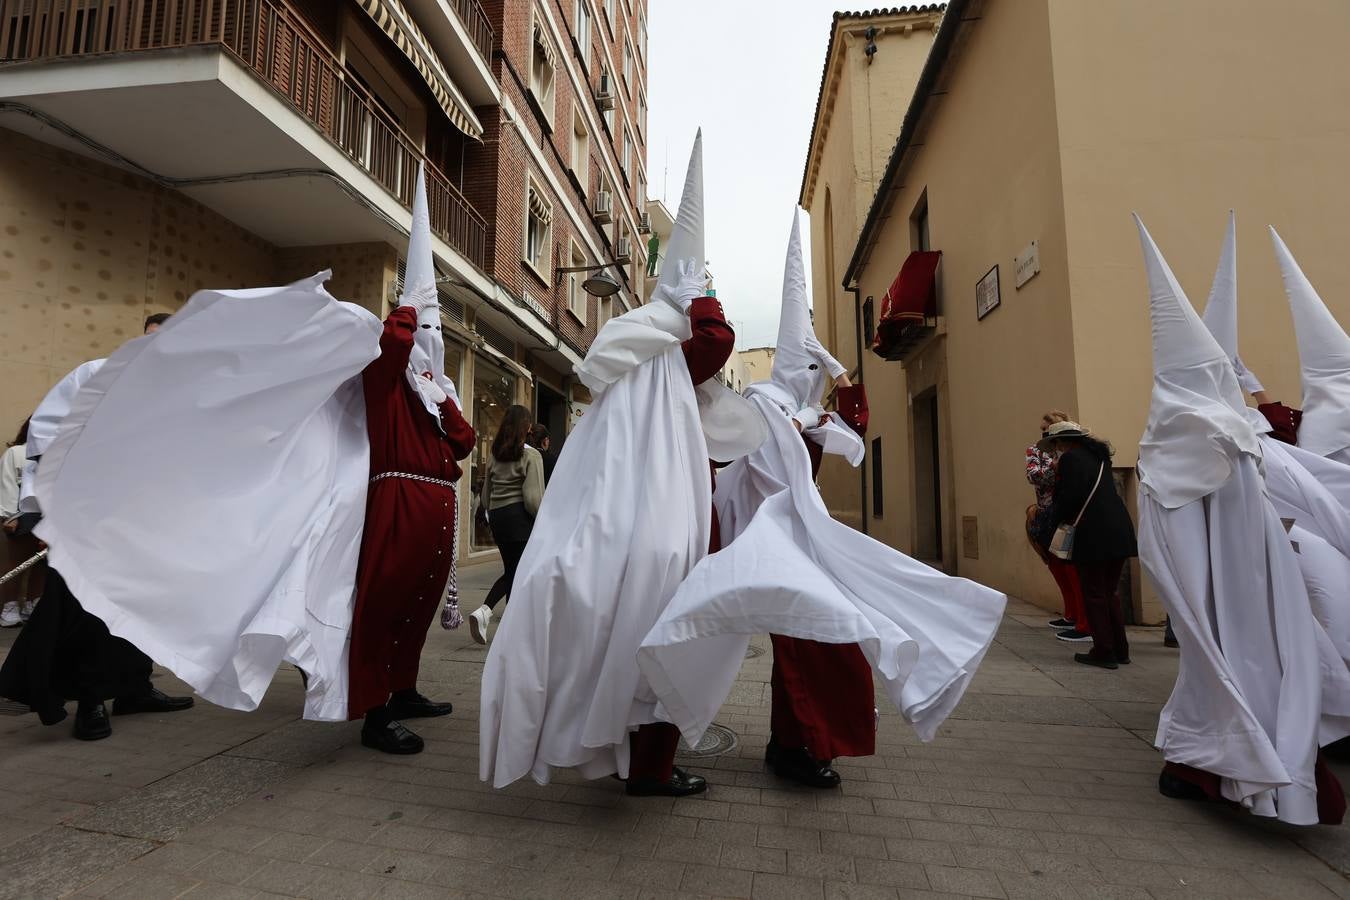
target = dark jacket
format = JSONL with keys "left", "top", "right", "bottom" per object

{"left": 1048, "top": 442, "right": 1137, "bottom": 563}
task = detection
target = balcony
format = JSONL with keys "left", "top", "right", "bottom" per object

{"left": 0, "top": 0, "right": 488, "bottom": 271}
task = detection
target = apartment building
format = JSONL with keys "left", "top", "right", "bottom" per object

{"left": 0, "top": 0, "right": 648, "bottom": 559}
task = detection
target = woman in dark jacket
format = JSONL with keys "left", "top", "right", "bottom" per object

{"left": 1041, "top": 422, "right": 1137, "bottom": 669}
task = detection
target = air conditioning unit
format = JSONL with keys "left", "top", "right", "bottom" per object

{"left": 637, "top": 213, "right": 652, "bottom": 234}
{"left": 615, "top": 237, "right": 632, "bottom": 263}
{"left": 594, "top": 190, "right": 614, "bottom": 224}
{"left": 596, "top": 72, "right": 616, "bottom": 110}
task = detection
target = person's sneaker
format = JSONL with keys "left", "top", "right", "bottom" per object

{"left": 1074, "top": 653, "right": 1118, "bottom": 670}
{"left": 1055, "top": 629, "right": 1092, "bottom": 643}
{"left": 1047, "top": 618, "right": 1074, "bottom": 629}
{"left": 112, "top": 687, "right": 195, "bottom": 716}
{"left": 361, "top": 719, "right": 424, "bottom": 755}
{"left": 74, "top": 702, "right": 112, "bottom": 741}
{"left": 0, "top": 603, "right": 21, "bottom": 628}
{"left": 469, "top": 605, "right": 492, "bottom": 645}
{"left": 626, "top": 766, "right": 707, "bottom": 797}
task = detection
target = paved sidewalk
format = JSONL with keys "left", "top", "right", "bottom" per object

{"left": 2, "top": 562, "right": 1349, "bottom": 899}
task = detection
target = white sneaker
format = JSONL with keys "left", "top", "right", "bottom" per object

{"left": 0, "top": 603, "right": 21, "bottom": 628}
{"left": 469, "top": 605, "right": 492, "bottom": 645}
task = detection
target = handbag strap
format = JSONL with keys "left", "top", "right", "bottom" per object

{"left": 1072, "top": 462, "right": 1106, "bottom": 528}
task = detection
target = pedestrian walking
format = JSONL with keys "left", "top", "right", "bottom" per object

{"left": 1, "top": 417, "right": 36, "bottom": 627}
{"left": 469, "top": 405, "right": 545, "bottom": 645}
{"left": 1040, "top": 421, "right": 1136, "bottom": 669}
{"left": 1025, "top": 410, "right": 1090, "bottom": 643}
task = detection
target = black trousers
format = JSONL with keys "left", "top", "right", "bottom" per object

{"left": 0, "top": 569, "right": 154, "bottom": 724}
{"left": 484, "top": 503, "right": 533, "bottom": 611}
{"left": 1075, "top": 558, "right": 1129, "bottom": 662}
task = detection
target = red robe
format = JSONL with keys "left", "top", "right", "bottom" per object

{"left": 769, "top": 412, "right": 876, "bottom": 763}
{"left": 347, "top": 306, "right": 476, "bottom": 718}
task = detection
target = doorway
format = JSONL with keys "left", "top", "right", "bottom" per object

{"left": 535, "top": 382, "right": 568, "bottom": 450}
{"left": 913, "top": 389, "right": 942, "bottom": 563}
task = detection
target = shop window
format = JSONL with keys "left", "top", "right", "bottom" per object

{"left": 472, "top": 358, "right": 518, "bottom": 551}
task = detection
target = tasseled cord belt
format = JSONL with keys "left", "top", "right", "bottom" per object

{"left": 368, "top": 471, "right": 464, "bottom": 629}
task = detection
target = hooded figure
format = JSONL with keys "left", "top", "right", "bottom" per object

{"left": 1134, "top": 215, "right": 1339, "bottom": 825}
{"left": 478, "top": 132, "right": 764, "bottom": 797}
{"left": 1273, "top": 228, "right": 1350, "bottom": 464}
{"left": 1196, "top": 216, "right": 1350, "bottom": 743}
{"left": 637, "top": 211, "right": 1007, "bottom": 787}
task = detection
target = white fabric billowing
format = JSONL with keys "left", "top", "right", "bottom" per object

{"left": 638, "top": 393, "right": 1007, "bottom": 746}
{"left": 399, "top": 162, "right": 462, "bottom": 424}
{"left": 749, "top": 380, "right": 864, "bottom": 466}
{"left": 32, "top": 273, "right": 380, "bottom": 721}
{"left": 1286, "top": 524, "right": 1350, "bottom": 746}
{"left": 1135, "top": 215, "right": 1262, "bottom": 509}
{"left": 479, "top": 340, "right": 712, "bottom": 788}
{"left": 1140, "top": 456, "right": 1323, "bottom": 824}
{"left": 18, "top": 358, "right": 106, "bottom": 515}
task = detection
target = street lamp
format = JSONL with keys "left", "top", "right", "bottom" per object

{"left": 555, "top": 262, "right": 624, "bottom": 298}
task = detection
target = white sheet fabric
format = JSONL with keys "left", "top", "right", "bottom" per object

{"left": 18, "top": 358, "right": 106, "bottom": 515}
{"left": 1140, "top": 456, "right": 1323, "bottom": 824}
{"left": 479, "top": 334, "right": 713, "bottom": 787}
{"left": 638, "top": 393, "right": 1007, "bottom": 746}
{"left": 32, "top": 273, "right": 380, "bottom": 721}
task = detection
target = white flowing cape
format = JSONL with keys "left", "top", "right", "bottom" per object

{"left": 18, "top": 358, "right": 106, "bottom": 515}
{"left": 479, "top": 303, "right": 715, "bottom": 788}
{"left": 638, "top": 392, "right": 1007, "bottom": 747}
{"left": 32, "top": 274, "right": 380, "bottom": 721}
{"left": 1140, "top": 455, "right": 1323, "bottom": 824}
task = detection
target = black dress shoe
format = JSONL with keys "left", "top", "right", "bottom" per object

{"left": 361, "top": 720, "right": 425, "bottom": 755}
{"left": 1158, "top": 770, "right": 1209, "bottom": 802}
{"left": 768, "top": 744, "right": 842, "bottom": 789}
{"left": 385, "top": 690, "right": 453, "bottom": 720}
{"left": 1116, "top": 656, "right": 1132, "bottom": 665}
{"left": 1073, "top": 653, "right": 1118, "bottom": 670}
{"left": 112, "top": 687, "right": 195, "bottom": 716}
{"left": 74, "top": 702, "right": 112, "bottom": 741}
{"left": 626, "top": 766, "right": 707, "bottom": 797}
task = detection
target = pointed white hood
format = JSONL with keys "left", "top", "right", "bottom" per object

{"left": 1271, "top": 227, "right": 1350, "bottom": 459}
{"left": 398, "top": 162, "right": 461, "bottom": 422}
{"left": 1136, "top": 214, "right": 1262, "bottom": 509}
{"left": 1199, "top": 212, "right": 1272, "bottom": 436}
{"left": 763, "top": 209, "right": 846, "bottom": 409}
{"left": 575, "top": 131, "right": 765, "bottom": 462}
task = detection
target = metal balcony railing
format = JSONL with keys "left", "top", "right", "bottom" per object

{"left": 448, "top": 0, "right": 492, "bottom": 60}
{"left": 0, "top": 0, "right": 488, "bottom": 270}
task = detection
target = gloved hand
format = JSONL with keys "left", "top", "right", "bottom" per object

{"left": 405, "top": 282, "right": 439, "bottom": 315}
{"left": 792, "top": 405, "right": 826, "bottom": 431}
{"left": 1233, "top": 356, "right": 1264, "bottom": 395}
{"left": 653, "top": 257, "right": 709, "bottom": 314}
{"left": 414, "top": 372, "right": 448, "bottom": 406}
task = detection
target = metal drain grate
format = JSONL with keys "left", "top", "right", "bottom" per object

{"left": 676, "top": 723, "right": 739, "bottom": 759}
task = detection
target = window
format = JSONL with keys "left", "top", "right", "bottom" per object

{"left": 622, "top": 128, "right": 633, "bottom": 185}
{"left": 604, "top": 0, "right": 615, "bottom": 29}
{"left": 637, "top": 173, "right": 646, "bottom": 210}
{"left": 863, "top": 296, "right": 875, "bottom": 347}
{"left": 622, "top": 39, "right": 634, "bottom": 90}
{"left": 575, "top": 0, "right": 592, "bottom": 69}
{"left": 571, "top": 108, "right": 590, "bottom": 176}
{"left": 637, "top": 92, "right": 647, "bottom": 138}
{"left": 600, "top": 296, "right": 614, "bottom": 326}
{"left": 871, "top": 437, "right": 884, "bottom": 518}
{"left": 525, "top": 178, "right": 553, "bottom": 279}
{"left": 637, "top": 12, "right": 647, "bottom": 60}
{"left": 603, "top": 101, "right": 615, "bottom": 135}
{"left": 567, "top": 241, "right": 588, "bottom": 324}
{"left": 912, "top": 191, "right": 930, "bottom": 252}
{"left": 529, "top": 19, "right": 557, "bottom": 125}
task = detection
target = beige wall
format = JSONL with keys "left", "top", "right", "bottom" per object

{"left": 277, "top": 243, "right": 398, "bottom": 316}
{"left": 738, "top": 347, "right": 775, "bottom": 385}
{"left": 802, "top": 12, "right": 939, "bottom": 529}
{"left": 852, "top": 0, "right": 1078, "bottom": 609}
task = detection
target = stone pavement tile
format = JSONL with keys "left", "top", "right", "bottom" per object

{"left": 1110, "top": 836, "right": 1186, "bottom": 862}
{"left": 881, "top": 838, "right": 956, "bottom": 867}
{"left": 966, "top": 824, "right": 1045, "bottom": 851}
{"left": 64, "top": 866, "right": 143, "bottom": 899}
{"left": 1019, "top": 849, "right": 1101, "bottom": 878}
{"left": 531, "top": 819, "right": 600, "bottom": 850}
{"left": 248, "top": 828, "right": 331, "bottom": 862}
{"left": 923, "top": 864, "right": 1007, "bottom": 898}
{"left": 612, "top": 856, "right": 687, "bottom": 886}
{"left": 1090, "top": 857, "right": 1186, "bottom": 890}
{"left": 853, "top": 857, "right": 928, "bottom": 890}
{"left": 945, "top": 789, "right": 1013, "bottom": 810}
{"left": 870, "top": 800, "right": 934, "bottom": 820}
{"left": 363, "top": 847, "right": 450, "bottom": 883}
{"left": 0, "top": 817, "right": 51, "bottom": 850}
{"left": 185, "top": 848, "right": 267, "bottom": 885}
{"left": 751, "top": 872, "right": 824, "bottom": 899}
{"left": 103, "top": 870, "right": 202, "bottom": 899}
{"left": 136, "top": 840, "right": 219, "bottom": 873}
{"left": 756, "top": 824, "right": 821, "bottom": 852}
{"left": 818, "top": 830, "right": 885, "bottom": 861}
{"left": 1073, "top": 885, "right": 1152, "bottom": 900}
{"left": 543, "top": 847, "right": 623, "bottom": 881}
{"left": 653, "top": 834, "right": 719, "bottom": 862}
{"left": 759, "top": 791, "right": 819, "bottom": 811}
{"left": 787, "top": 809, "right": 847, "bottom": 832}
{"left": 719, "top": 842, "right": 787, "bottom": 874}
{"left": 179, "top": 882, "right": 260, "bottom": 899}
{"left": 682, "top": 862, "right": 754, "bottom": 898}
{"left": 299, "top": 867, "right": 397, "bottom": 899}
{"left": 1239, "top": 872, "right": 1345, "bottom": 899}
{"left": 731, "top": 803, "right": 788, "bottom": 825}
{"left": 0, "top": 825, "right": 155, "bottom": 899}
{"left": 301, "top": 838, "right": 382, "bottom": 872}
{"left": 994, "top": 870, "right": 1078, "bottom": 899}
{"left": 903, "top": 820, "right": 970, "bottom": 844}
{"left": 697, "top": 819, "right": 760, "bottom": 845}
{"left": 952, "top": 845, "right": 1030, "bottom": 873}
{"left": 926, "top": 804, "right": 1001, "bottom": 826}
{"left": 1032, "top": 832, "right": 1116, "bottom": 857}
{"left": 786, "top": 850, "right": 856, "bottom": 883}
{"left": 988, "top": 808, "right": 1056, "bottom": 831}
{"left": 848, "top": 814, "right": 912, "bottom": 840}
{"left": 241, "top": 858, "right": 326, "bottom": 894}
{"left": 816, "top": 795, "right": 878, "bottom": 815}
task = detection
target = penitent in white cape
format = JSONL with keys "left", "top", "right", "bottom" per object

{"left": 1134, "top": 215, "right": 1324, "bottom": 825}
{"left": 637, "top": 208, "right": 1007, "bottom": 749}
{"left": 1271, "top": 227, "right": 1350, "bottom": 464}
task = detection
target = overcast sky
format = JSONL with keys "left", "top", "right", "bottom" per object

{"left": 646, "top": 1, "right": 847, "bottom": 350}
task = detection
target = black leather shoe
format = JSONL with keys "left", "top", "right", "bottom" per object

{"left": 768, "top": 745, "right": 842, "bottom": 789}
{"left": 1158, "top": 770, "right": 1208, "bottom": 802}
{"left": 361, "top": 720, "right": 424, "bottom": 755}
{"left": 112, "top": 687, "right": 195, "bottom": 716}
{"left": 385, "top": 690, "right": 453, "bottom": 720}
{"left": 1074, "top": 653, "right": 1118, "bottom": 670}
{"left": 1116, "top": 656, "right": 1132, "bottom": 665}
{"left": 74, "top": 702, "right": 112, "bottom": 741}
{"left": 626, "top": 766, "right": 707, "bottom": 797}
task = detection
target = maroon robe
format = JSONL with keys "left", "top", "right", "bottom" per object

{"left": 769, "top": 429, "right": 876, "bottom": 763}
{"left": 1258, "top": 401, "right": 1302, "bottom": 445}
{"left": 347, "top": 306, "right": 476, "bottom": 718}
{"left": 630, "top": 296, "right": 734, "bottom": 780}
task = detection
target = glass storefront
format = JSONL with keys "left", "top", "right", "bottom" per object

{"left": 470, "top": 354, "right": 518, "bottom": 550}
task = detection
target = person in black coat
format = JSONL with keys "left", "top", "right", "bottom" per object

{"left": 1040, "top": 422, "right": 1137, "bottom": 669}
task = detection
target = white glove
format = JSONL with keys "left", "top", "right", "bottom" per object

{"left": 1233, "top": 356, "right": 1264, "bottom": 395}
{"left": 670, "top": 257, "right": 708, "bottom": 313}
{"left": 414, "top": 373, "right": 448, "bottom": 406}
{"left": 792, "top": 405, "right": 825, "bottom": 431}
{"left": 405, "top": 282, "right": 440, "bottom": 315}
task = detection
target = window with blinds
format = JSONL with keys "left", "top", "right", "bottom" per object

{"left": 525, "top": 179, "right": 553, "bottom": 278}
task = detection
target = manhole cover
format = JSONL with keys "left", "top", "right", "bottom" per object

{"left": 676, "top": 723, "right": 739, "bottom": 759}
{"left": 745, "top": 644, "right": 765, "bottom": 659}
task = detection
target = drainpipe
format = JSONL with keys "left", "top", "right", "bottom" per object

{"left": 846, "top": 283, "right": 869, "bottom": 536}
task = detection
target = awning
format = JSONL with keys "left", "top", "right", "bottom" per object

{"left": 873, "top": 250, "right": 941, "bottom": 359}
{"left": 356, "top": 0, "right": 485, "bottom": 140}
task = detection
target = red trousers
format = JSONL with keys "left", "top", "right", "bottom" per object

{"left": 1163, "top": 760, "right": 1346, "bottom": 825}
{"left": 770, "top": 635, "right": 875, "bottom": 762}
{"left": 1046, "top": 557, "right": 1088, "bottom": 635}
